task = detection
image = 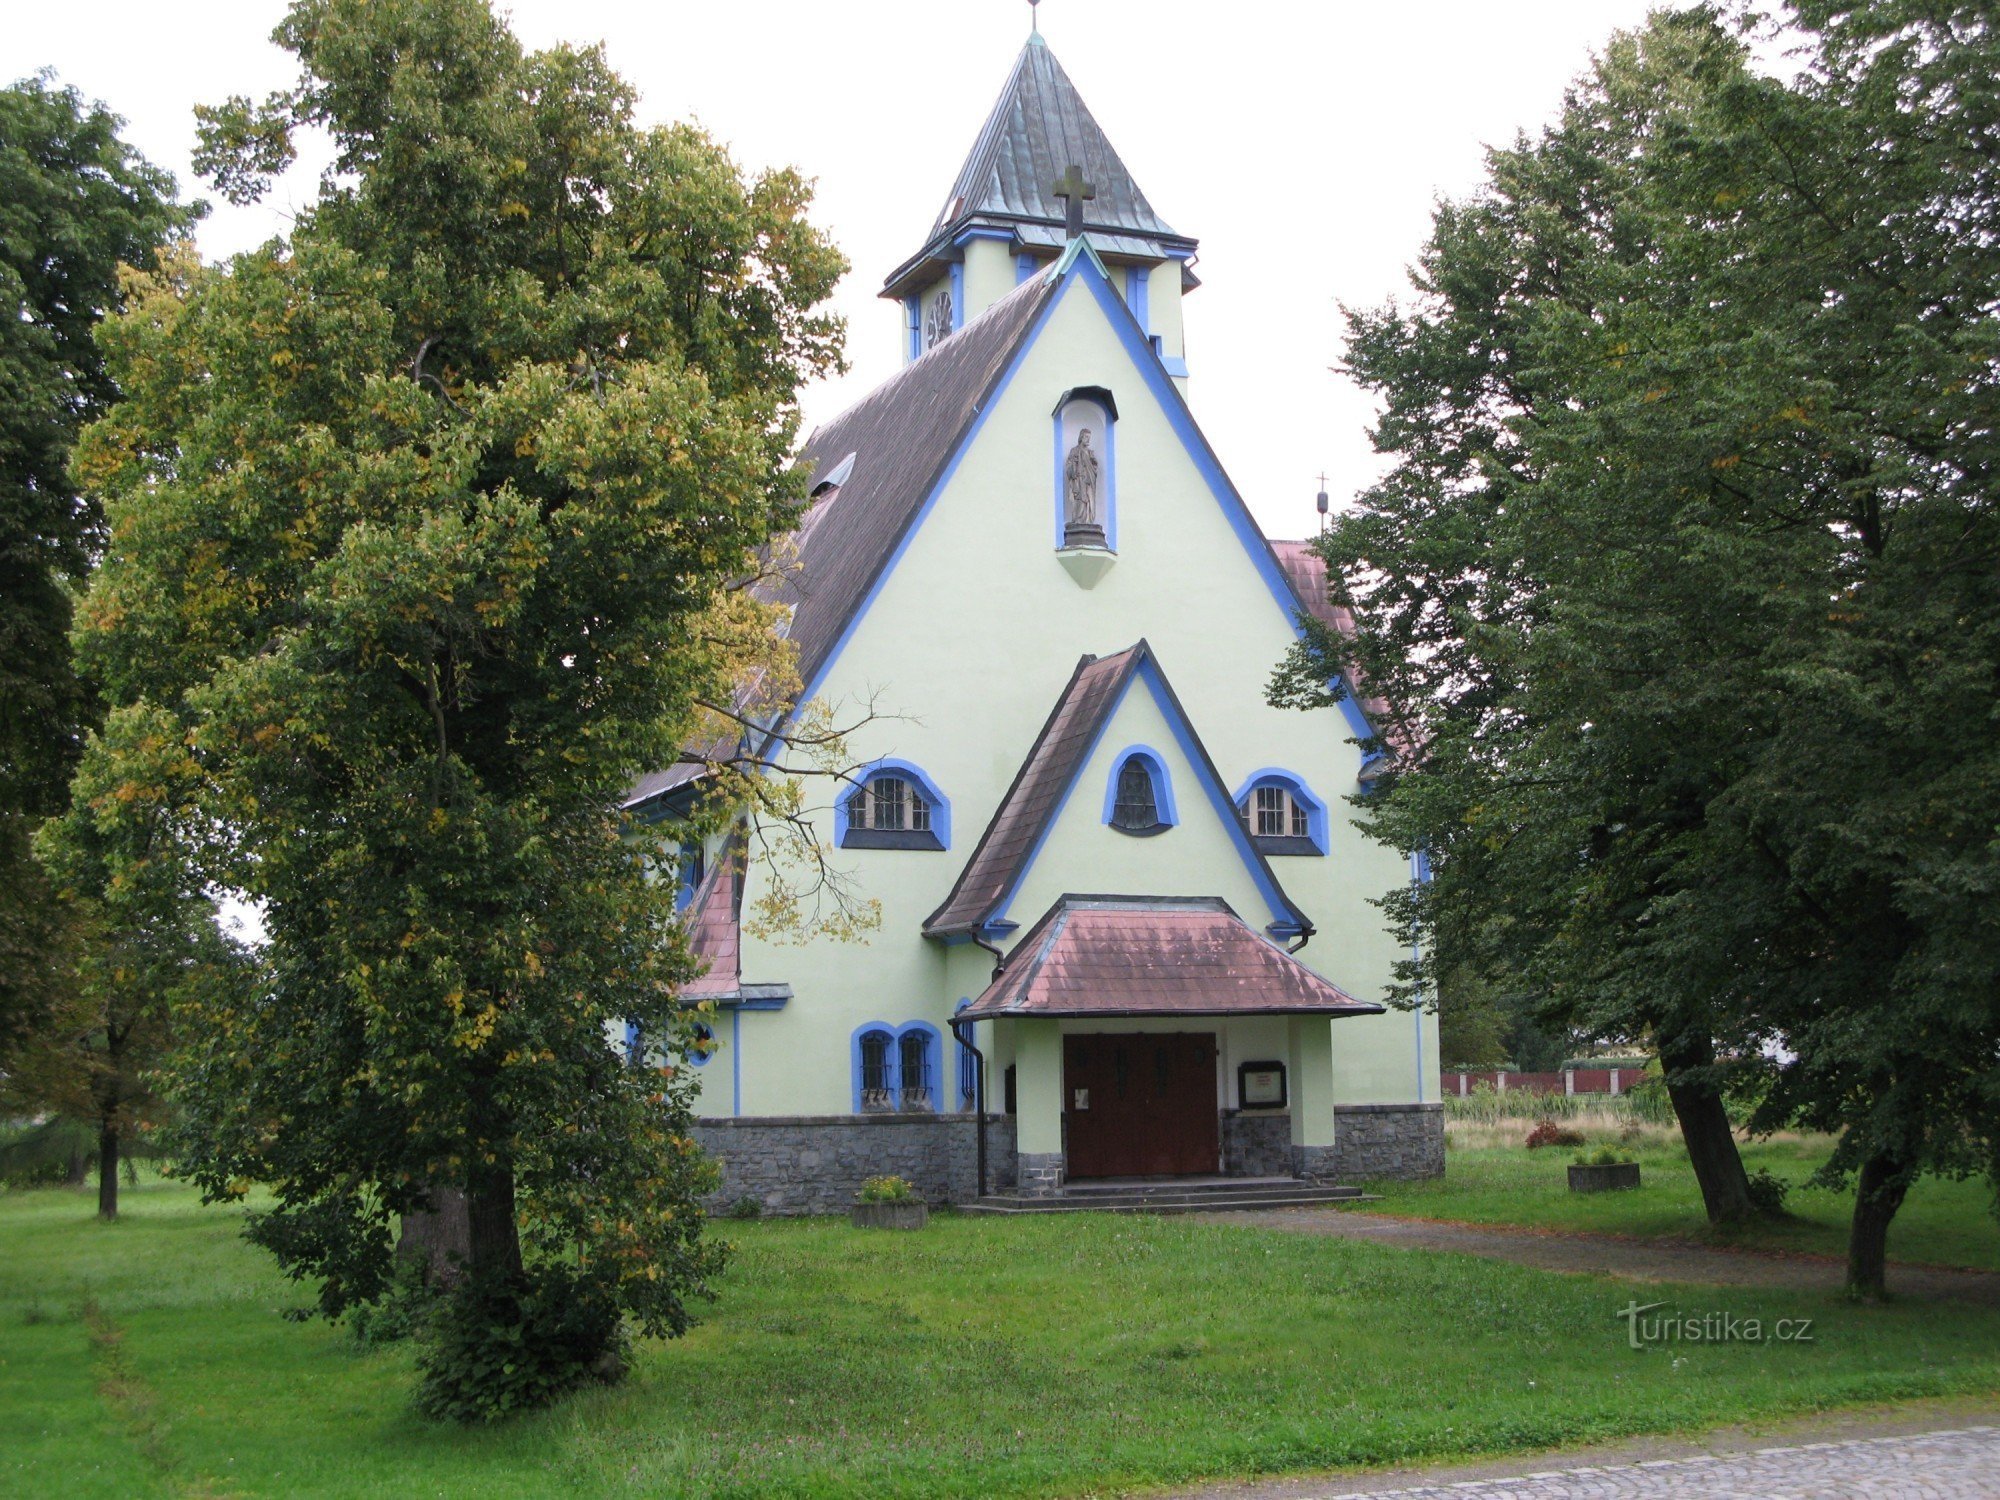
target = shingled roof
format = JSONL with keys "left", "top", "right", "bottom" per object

{"left": 958, "top": 896, "right": 1382, "bottom": 1020}
{"left": 883, "top": 36, "right": 1198, "bottom": 299}
{"left": 925, "top": 641, "right": 1309, "bottom": 940}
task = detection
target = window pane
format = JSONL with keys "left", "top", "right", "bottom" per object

{"left": 873, "top": 776, "right": 907, "bottom": 831}
{"left": 860, "top": 1030, "right": 893, "bottom": 1110}
{"left": 1291, "top": 798, "right": 1309, "bottom": 838}
{"left": 899, "top": 1031, "right": 931, "bottom": 1111}
{"left": 1113, "top": 759, "right": 1158, "bottom": 829}
{"left": 910, "top": 787, "right": 930, "bottom": 832}
{"left": 1255, "top": 784, "right": 1286, "bottom": 837}
{"left": 846, "top": 785, "right": 869, "bottom": 830}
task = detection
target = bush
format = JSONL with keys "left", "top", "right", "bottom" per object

{"left": 1745, "top": 1167, "right": 1791, "bottom": 1215}
{"left": 1574, "top": 1145, "right": 1631, "bottom": 1166}
{"left": 348, "top": 1256, "right": 437, "bottom": 1347}
{"left": 1525, "top": 1119, "right": 1586, "bottom": 1149}
{"left": 412, "top": 1267, "right": 625, "bottom": 1424}
{"left": 856, "top": 1175, "right": 916, "bottom": 1204}
{"left": 722, "top": 1194, "right": 764, "bottom": 1220}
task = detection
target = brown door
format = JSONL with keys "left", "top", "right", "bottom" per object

{"left": 1063, "top": 1032, "right": 1220, "bottom": 1178}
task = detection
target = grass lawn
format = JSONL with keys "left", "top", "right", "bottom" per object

{"left": 4, "top": 1176, "right": 1999, "bottom": 1498}
{"left": 1363, "top": 1131, "right": 2000, "bottom": 1273}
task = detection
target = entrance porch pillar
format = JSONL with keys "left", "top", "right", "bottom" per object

{"left": 1013, "top": 1018, "right": 1066, "bottom": 1196}
{"left": 1286, "top": 1016, "right": 1339, "bottom": 1182}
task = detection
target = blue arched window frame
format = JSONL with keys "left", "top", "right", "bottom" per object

{"left": 1101, "top": 746, "right": 1177, "bottom": 836}
{"left": 836, "top": 758, "right": 951, "bottom": 851}
{"left": 953, "top": 999, "right": 977, "bottom": 1113}
{"left": 850, "top": 1020, "right": 944, "bottom": 1113}
{"left": 1231, "top": 768, "right": 1330, "bottom": 856}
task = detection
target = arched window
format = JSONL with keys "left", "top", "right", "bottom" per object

{"left": 1232, "top": 770, "right": 1329, "bottom": 856}
{"left": 1114, "top": 760, "right": 1157, "bottom": 829}
{"left": 857, "top": 1028, "right": 894, "bottom": 1112}
{"left": 838, "top": 761, "right": 950, "bottom": 850}
{"left": 1102, "top": 748, "right": 1175, "bottom": 836}
{"left": 899, "top": 1030, "right": 933, "bottom": 1113}
{"left": 684, "top": 1021, "right": 717, "bottom": 1068}
{"left": 954, "top": 1000, "right": 977, "bottom": 1112}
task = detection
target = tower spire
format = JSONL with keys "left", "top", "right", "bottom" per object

{"left": 1029, "top": 0, "right": 1040, "bottom": 37}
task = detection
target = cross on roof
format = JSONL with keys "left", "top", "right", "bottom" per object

{"left": 1053, "top": 162, "right": 1095, "bottom": 240}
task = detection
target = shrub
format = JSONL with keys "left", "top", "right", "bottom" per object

{"left": 1574, "top": 1145, "right": 1630, "bottom": 1166}
{"left": 348, "top": 1256, "right": 437, "bottom": 1347}
{"left": 1745, "top": 1166, "right": 1791, "bottom": 1215}
{"left": 856, "top": 1175, "right": 916, "bottom": 1204}
{"left": 413, "top": 1266, "right": 625, "bottom": 1424}
{"left": 723, "top": 1194, "right": 764, "bottom": 1220}
{"left": 1525, "top": 1120, "right": 1586, "bottom": 1149}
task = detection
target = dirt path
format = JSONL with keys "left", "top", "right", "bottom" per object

{"left": 1198, "top": 1206, "right": 2000, "bottom": 1303}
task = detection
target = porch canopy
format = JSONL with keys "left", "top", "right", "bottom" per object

{"left": 959, "top": 896, "right": 1386, "bottom": 1020}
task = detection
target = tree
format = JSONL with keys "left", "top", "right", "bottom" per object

{"left": 73, "top": 0, "right": 845, "bottom": 1415}
{"left": 18, "top": 704, "right": 246, "bottom": 1220}
{"left": 1279, "top": 2, "right": 2000, "bottom": 1294}
{"left": 1276, "top": 10, "right": 1770, "bottom": 1225}
{"left": 0, "top": 75, "right": 186, "bottom": 1063}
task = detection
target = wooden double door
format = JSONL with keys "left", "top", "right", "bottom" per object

{"left": 1063, "top": 1032, "right": 1220, "bottom": 1178}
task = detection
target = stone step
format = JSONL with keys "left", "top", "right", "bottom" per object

{"left": 960, "top": 1182, "right": 1365, "bottom": 1216}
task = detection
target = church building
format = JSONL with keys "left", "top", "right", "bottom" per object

{"left": 626, "top": 29, "right": 1443, "bottom": 1213}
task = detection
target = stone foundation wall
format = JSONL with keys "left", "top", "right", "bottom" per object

{"left": 1333, "top": 1102, "right": 1445, "bottom": 1181}
{"left": 1220, "top": 1111, "right": 1292, "bottom": 1176}
{"left": 694, "top": 1113, "right": 1016, "bottom": 1216}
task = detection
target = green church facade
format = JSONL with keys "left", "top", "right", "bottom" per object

{"left": 631, "top": 33, "right": 1441, "bottom": 1212}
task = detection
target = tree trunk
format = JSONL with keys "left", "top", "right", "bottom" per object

{"left": 1846, "top": 1151, "right": 1911, "bottom": 1301}
{"left": 1657, "top": 1030, "right": 1755, "bottom": 1224}
{"left": 397, "top": 1186, "right": 473, "bottom": 1286}
{"left": 396, "top": 1170, "right": 522, "bottom": 1288}
{"left": 97, "top": 1116, "right": 119, "bottom": 1222}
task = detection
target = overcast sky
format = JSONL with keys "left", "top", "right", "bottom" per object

{"left": 9, "top": 1, "right": 1667, "bottom": 538}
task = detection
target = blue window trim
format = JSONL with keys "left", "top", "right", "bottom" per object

{"left": 850, "top": 1020, "right": 944, "bottom": 1113}
{"left": 989, "top": 652, "right": 1302, "bottom": 938}
{"left": 896, "top": 1021, "right": 943, "bottom": 1112}
{"left": 790, "top": 240, "right": 1381, "bottom": 752}
{"left": 953, "top": 998, "right": 976, "bottom": 1111}
{"left": 903, "top": 295, "right": 921, "bottom": 363}
{"left": 1231, "top": 768, "right": 1331, "bottom": 854}
{"left": 1015, "top": 251, "right": 1039, "bottom": 284}
{"left": 1126, "top": 264, "right": 1150, "bottom": 334}
{"left": 685, "top": 1019, "right": 717, "bottom": 1068}
{"left": 1051, "top": 396, "right": 1117, "bottom": 551}
{"left": 1100, "top": 744, "right": 1178, "bottom": 831}
{"left": 834, "top": 758, "right": 952, "bottom": 849}
{"left": 949, "top": 262, "right": 965, "bottom": 333}
{"left": 852, "top": 1022, "right": 897, "bottom": 1113}
{"left": 623, "top": 1020, "right": 642, "bottom": 1066}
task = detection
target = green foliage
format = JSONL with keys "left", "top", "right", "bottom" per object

{"left": 69, "top": 0, "right": 844, "bottom": 1413}
{"left": 0, "top": 74, "right": 189, "bottom": 1063}
{"left": 1574, "top": 1146, "right": 1630, "bottom": 1167}
{"left": 1744, "top": 1167, "right": 1791, "bottom": 1217}
{"left": 1279, "top": 3, "right": 2000, "bottom": 1273}
{"left": 411, "top": 1265, "right": 624, "bottom": 1423}
{"left": 1445, "top": 1085, "right": 1676, "bottom": 1127}
{"left": 855, "top": 1175, "right": 916, "bottom": 1204}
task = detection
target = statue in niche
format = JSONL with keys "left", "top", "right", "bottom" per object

{"left": 1063, "top": 426, "right": 1102, "bottom": 539}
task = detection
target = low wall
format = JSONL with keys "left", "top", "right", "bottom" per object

{"left": 693, "top": 1113, "right": 1016, "bottom": 1216}
{"left": 1333, "top": 1102, "right": 1445, "bottom": 1181}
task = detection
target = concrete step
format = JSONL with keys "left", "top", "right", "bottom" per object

{"left": 960, "top": 1182, "right": 1365, "bottom": 1216}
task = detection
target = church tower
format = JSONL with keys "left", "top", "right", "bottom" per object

{"left": 880, "top": 32, "right": 1198, "bottom": 383}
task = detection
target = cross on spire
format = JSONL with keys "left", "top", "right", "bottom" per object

{"left": 1053, "top": 162, "right": 1095, "bottom": 241}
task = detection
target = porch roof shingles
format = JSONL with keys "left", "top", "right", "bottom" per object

{"left": 959, "top": 896, "right": 1383, "bottom": 1020}
{"left": 923, "top": 648, "right": 1142, "bottom": 936}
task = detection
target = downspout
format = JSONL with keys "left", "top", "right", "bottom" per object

{"left": 1286, "top": 919, "right": 1315, "bottom": 956}
{"left": 954, "top": 932, "right": 1008, "bottom": 1202}
{"left": 949, "top": 1014, "right": 989, "bottom": 1202}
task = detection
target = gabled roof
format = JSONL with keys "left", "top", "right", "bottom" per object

{"left": 680, "top": 838, "right": 743, "bottom": 999}
{"left": 883, "top": 36, "right": 1197, "bottom": 298}
{"left": 959, "top": 896, "right": 1382, "bottom": 1020}
{"left": 1269, "top": 541, "right": 1417, "bottom": 765}
{"left": 778, "top": 270, "right": 1059, "bottom": 698}
{"left": 924, "top": 639, "right": 1310, "bottom": 940}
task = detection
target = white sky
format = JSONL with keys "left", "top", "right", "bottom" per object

{"left": 9, "top": 0, "right": 1664, "bottom": 538}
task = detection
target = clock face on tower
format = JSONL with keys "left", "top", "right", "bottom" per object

{"left": 923, "top": 286, "right": 954, "bottom": 350}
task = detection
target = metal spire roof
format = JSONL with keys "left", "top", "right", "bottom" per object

{"left": 882, "top": 36, "right": 1196, "bottom": 297}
